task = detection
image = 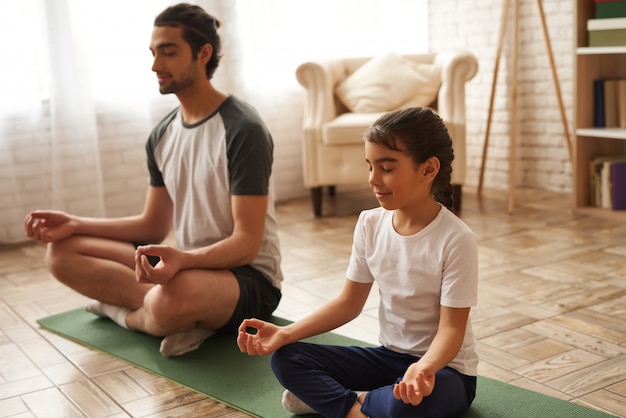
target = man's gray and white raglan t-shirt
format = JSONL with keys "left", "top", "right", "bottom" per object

{"left": 146, "top": 95, "right": 283, "bottom": 289}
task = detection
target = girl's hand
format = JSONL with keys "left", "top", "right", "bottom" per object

{"left": 134, "top": 245, "right": 183, "bottom": 285}
{"left": 393, "top": 363, "right": 435, "bottom": 406}
{"left": 24, "top": 210, "right": 78, "bottom": 243}
{"left": 237, "top": 318, "right": 286, "bottom": 356}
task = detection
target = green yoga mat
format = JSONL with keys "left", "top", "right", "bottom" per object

{"left": 38, "top": 309, "right": 617, "bottom": 418}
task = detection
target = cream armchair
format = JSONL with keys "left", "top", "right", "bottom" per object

{"left": 296, "top": 50, "right": 478, "bottom": 216}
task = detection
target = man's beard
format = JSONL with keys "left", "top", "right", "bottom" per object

{"left": 159, "top": 65, "right": 201, "bottom": 94}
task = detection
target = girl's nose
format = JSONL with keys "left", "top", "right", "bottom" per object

{"left": 368, "top": 170, "right": 379, "bottom": 187}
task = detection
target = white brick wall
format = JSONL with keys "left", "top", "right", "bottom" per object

{"left": 430, "top": 0, "right": 573, "bottom": 192}
{"left": 1, "top": 0, "right": 574, "bottom": 243}
{"left": 0, "top": 103, "right": 171, "bottom": 242}
{"left": 245, "top": 90, "right": 307, "bottom": 201}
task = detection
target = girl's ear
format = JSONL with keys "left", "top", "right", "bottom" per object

{"left": 422, "top": 156, "right": 440, "bottom": 181}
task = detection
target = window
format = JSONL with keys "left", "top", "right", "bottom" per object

{"left": 234, "top": 0, "right": 429, "bottom": 93}
{"left": 0, "top": 0, "right": 171, "bottom": 112}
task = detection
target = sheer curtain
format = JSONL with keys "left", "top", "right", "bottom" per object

{"left": 0, "top": 0, "right": 172, "bottom": 243}
{"left": 0, "top": 0, "right": 428, "bottom": 243}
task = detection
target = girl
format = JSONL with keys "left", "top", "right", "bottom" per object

{"left": 238, "top": 107, "right": 478, "bottom": 418}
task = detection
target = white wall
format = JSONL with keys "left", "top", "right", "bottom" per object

{"left": 429, "top": 0, "right": 573, "bottom": 192}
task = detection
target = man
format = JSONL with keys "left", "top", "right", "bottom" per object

{"left": 24, "top": 3, "right": 282, "bottom": 357}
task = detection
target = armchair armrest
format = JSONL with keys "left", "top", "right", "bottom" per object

{"left": 296, "top": 60, "right": 347, "bottom": 132}
{"left": 434, "top": 50, "right": 478, "bottom": 187}
{"left": 435, "top": 50, "right": 478, "bottom": 124}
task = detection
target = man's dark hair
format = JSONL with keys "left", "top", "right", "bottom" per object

{"left": 154, "top": 3, "right": 222, "bottom": 79}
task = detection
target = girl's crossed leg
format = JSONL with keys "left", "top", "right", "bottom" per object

{"left": 271, "top": 342, "right": 476, "bottom": 418}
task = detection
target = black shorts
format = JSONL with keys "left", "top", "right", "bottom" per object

{"left": 219, "top": 265, "right": 281, "bottom": 334}
{"left": 134, "top": 244, "right": 281, "bottom": 334}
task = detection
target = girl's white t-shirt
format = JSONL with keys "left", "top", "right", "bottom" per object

{"left": 346, "top": 205, "right": 479, "bottom": 376}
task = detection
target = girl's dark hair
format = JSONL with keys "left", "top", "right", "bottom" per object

{"left": 154, "top": 3, "right": 222, "bottom": 79}
{"left": 365, "top": 107, "right": 455, "bottom": 210}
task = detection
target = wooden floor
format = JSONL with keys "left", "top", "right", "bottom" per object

{"left": 1, "top": 187, "right": 625, "bottom": 417}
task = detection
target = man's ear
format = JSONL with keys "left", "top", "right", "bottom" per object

{"left": 198, "top": 43, "right": 213, "bottom": 64}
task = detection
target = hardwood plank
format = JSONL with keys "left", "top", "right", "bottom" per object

{"left": 475, "top": 341, "right": 532, "bottom": 370}
{"left": 61, "top": 379, "right": 124, "bottom": 417}
{"left": 41, "top": 361, "right": 89, "bottom": 386}
{"left": 513, "top": 348, "right": 606, "bottom": 383}
{"left": 0, "top": 396, "right": 30, "bottom": 417}
{"left": 522, "top": 320, "right": 624, "bottom": 358}
{"left": 578, "top": 389, "right": 626, "bottom": 418}
{"left": 147, "top": 399, "right": 253, "bottom": 418}
{"left": 67, "top": 349, "right": 133, "bottom": 378}
{"left": 21, "top": 387, "right": 84, "bottom": 417}
{"left": 122, "top": 386, "right": 207, "bottom": 417}
{"left": 472, "top": 311, "right": 537, "bottom": 339}
{"left": 0, "top": 344, "right": 41, "bottom": 382}
{"left": 92, "top": 371, "right": 151, "bottom": 404}
{"left": 0, "top": 306, "right": 22, "bottom": 328}
{"left": 545, "top": 354, "right": 626, "bottom": 397}
{"left": 0, "top": 376, "right": 52, "bottom": 400}
{"left": 10, "top": 334, "right": 69, "bottom": 370}
{"left": 480, "top": 327, "right": 573, "bottom": 362}
{"left": 551, "top": 308, "right": 626, "bottom": 344}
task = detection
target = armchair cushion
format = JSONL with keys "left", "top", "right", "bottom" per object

{"left": 335, "top": 53, "right": 441, "bottom": 113}
{"left": 323, "top": 112, "right": 386, "bottom": 145}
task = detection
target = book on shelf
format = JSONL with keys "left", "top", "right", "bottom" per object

{"left": 589, "top": 155, "right": 626, "bottom": 209}
{"left": 617, "top": 79, "right": 626, "bottom": 128}
{"left": 588, "top": 13, "right": 626, "bottom": 46}
{"left": 594, "top": 79, "right": 606, "bottom": 127}
{"left": 602, "top": 159, "right": 612, "bottom": 208}
{"left": 604, "top": 79, "right": 619, "bottom": 127}
{"left": 588, "top": 17, "right": 626, "bottom": 30}
{"left": 594, "top": 78, "right": 626, "bottom": 127}
{"left": 589, "top": 28, "right": 626, "bottom": 46}
{"left": 596, "top": 1, "right": 626, "bottom": 19}
{"left": 590, "top": 158, "right": 602, "bottom": 207}
{"left": 611, "top": 161, "right": 626, "bottom": 210}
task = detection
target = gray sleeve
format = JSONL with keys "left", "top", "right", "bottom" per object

{"left": 145, "top": 108, "right": 179, "bottom": 187}
{"left": 222, "top": 99, "right": 274, "bottom": 195}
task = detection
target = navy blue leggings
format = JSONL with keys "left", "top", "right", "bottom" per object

{"left": 271, "top": 342, "right": 476, "bottom": 418}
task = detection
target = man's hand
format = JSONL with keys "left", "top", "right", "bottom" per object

{"left": 24, "top": 210, "right": 78, "bottom": 243}
{"left": 134, "top": 244, "right": 184, "bottom": 285}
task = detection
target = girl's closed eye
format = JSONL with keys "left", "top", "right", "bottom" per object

{"left": 366, "top": 160, "right": 395, "bottom": 173}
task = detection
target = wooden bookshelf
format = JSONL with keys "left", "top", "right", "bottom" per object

{"left": 573, "top": 0, "right": 626, "bottom": 221}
